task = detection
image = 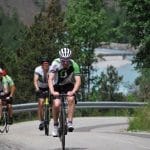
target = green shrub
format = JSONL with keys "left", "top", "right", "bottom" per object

{"left": 128, "top": 104, "right": 150, "bottom": 131}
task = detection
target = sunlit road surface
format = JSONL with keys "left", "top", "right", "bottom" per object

{"left": 0, "top": 117, "right": 150, "bottom": 150}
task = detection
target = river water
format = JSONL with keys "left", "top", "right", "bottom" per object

{"left": 92, "top": 48, "right": 140, "bottom": 94}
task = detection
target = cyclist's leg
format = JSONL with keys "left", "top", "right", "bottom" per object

{"left": 38, "top": 98, "right": 44, "bottom": 121}
{"left": 8, "top": 104, "right": 13, "bottom": 117}
{"left": 67, "top": 95, "right": 75, "bottom": 131}
{"left": 65, "top": 84, "right": 75, "bottom": 131}
{"left": 6, "top": 96, "right": 13, "bottom": 124}
{"left": 67, "top": 96, "right": 75, "bottom": 122}
{"left": 38, "top": 89, "right": 49, "bottom": 130}
{"left": 7, "top": 104, "right": 13, "bottom": 124}
{"left": 52, "top": 85, "right": 61, "bottom": 125}
{"left": 52, "top": 98, "right": 61, "bottom": 136}
{"left": 37, "top": 93, "right": 44, "bottom": 129}
{"left": 52, "top": 98, "right": 61, "bottom": 124}
{"left": 38, "top": 98, "right": 45, "bottom": 130}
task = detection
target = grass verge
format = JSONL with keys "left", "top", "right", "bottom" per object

{"left": 128, "top": 104, "right": 150, "bottom": 132}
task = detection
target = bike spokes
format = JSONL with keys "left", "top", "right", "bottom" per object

{"left": 0, "top": 113, "right": 9, "bottom": 133}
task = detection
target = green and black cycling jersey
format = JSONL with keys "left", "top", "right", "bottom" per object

{"left": 49, "top": 58, "right": 80, "bottom": 85}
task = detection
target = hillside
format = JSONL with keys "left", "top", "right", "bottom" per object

{"left": 0, "top": 0, "right": 67, "bottom": 26}
{"left": 0, "top": 0, "right": 42, "bottom": 26}
{"left": 0, "top": 0, "right": 113, "bottom": 26}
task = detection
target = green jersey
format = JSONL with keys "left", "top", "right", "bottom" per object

{"left": 0, "top": 75, "right": 14, "bottom": 94}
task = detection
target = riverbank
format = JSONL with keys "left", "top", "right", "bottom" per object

{"left": 93, "top": 47, "right": 132, "bottom": 68}
{"left": 100, "top": 42, "right": 137, "bottom": 52}
{"left": 93, "top": 56, "right": 131, "bottom": 68}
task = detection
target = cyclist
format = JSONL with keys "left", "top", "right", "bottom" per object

{"left": 0, "top": 68, "right": 16, "bottom": 125}
{"left": 48, "top": 48, "right": 81, "bottom": 137}
{"left": 34, "top": 56, "right": 51, "bottom": 130}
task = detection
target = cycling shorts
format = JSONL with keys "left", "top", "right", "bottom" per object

{"left": 0, "top": 92, "right": 12, "bottom": 104}
{"left": 51, "top": 83, "right": 77, "bottom": 102}
{"left": 37, "top": 87, "right": 49, "bottom": 99}
{"left": 54, "top": 83, "right": 74, "bottom": 94}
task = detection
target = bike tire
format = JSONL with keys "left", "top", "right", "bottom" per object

{"left": 59, "top": 106, "right": 67, "bottom": 150}
{"left": 0, "top": 111, "right": 8, "bottom": 133}
{"left": 44, "top": 105, "right": 49, "bottom": 136}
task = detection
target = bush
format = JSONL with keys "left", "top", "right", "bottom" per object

{"left": 128, "top": 104, "right": 150, "bottom": 131}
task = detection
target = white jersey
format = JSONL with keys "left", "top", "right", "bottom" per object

{"left": 34, "top": 65, "right": 51, "bottom": 88}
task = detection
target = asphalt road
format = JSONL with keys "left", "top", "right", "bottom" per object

{"left": 0, "top": 117, "right": 150, "bottom": 150}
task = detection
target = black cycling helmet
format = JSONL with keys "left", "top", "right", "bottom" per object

{"left": 40, "top": 56, "right": 49, "bottom": 64}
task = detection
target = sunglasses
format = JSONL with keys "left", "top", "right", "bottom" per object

{"left": 60, "top": 59, "right": 70, "bottom": 63}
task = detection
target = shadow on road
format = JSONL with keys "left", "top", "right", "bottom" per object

{"left": 53, "top": 148, "right": 87, "bottom": 150}
{"left": 75, "top": 122, "right": 127, "bottom": 132}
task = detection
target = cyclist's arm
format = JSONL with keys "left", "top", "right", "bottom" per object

{"left": 9, "top": 85, "right": 16, "bottom": 97}
{"left": 72, "top": 60, "right": 81, "bottom": 94}
{"left": 72, "top": 75, "right": 81, "bottom": 94}
{"left": 33, "top": 74, "right": 39, "bottom": 91}
{"left": 5, "top": 75, "right": 16, "bottom": 97}
{"left": 48, "top": 72, "right": 55, "bottom": 94}
{"left": 48, "top": 59, "right": 60, "bottom": 96}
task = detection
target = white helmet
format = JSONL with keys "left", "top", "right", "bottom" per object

{"left": 59, "top": 48, "right": 72, "bottom": 59}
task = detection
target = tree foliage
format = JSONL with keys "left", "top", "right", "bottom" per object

{"left": 120, "top": 0, "right": 150, "bottom": 68}
{"left": 120, "top": 0, "right": 150, "bottom": 101}
{"left": 0, "top": 0, "right": 67, "bottom": 102}
{"left": 65, "top": 0, "right": 107, "bottom": 62}
{"left": 0, "top": 9, "right": 26, "bottom": 50}
{"left": 120, "top": 0, "right": 150, "bottom": 46}
{"left": 1, "top": 0, "right": 145, "bottom": 102}
{"left": 104, "top": 0, "right": 129, "bottom": 43}
{"left": 15, "top": 0, "right": 67, "bottom": 101}
{"left": 92, "top": 66, "right": 124, "bottom": 101}
{"left": 65, "top": 0, "right": 108, "bottom": 98}
{"left": 135, "top": 69, "right": 150, "bottom": 102}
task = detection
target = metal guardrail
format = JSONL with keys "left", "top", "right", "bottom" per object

{"left": 13, "top": 101, "right": 148, "bottom": 113}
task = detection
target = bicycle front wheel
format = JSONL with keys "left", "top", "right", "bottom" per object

{"left": 0, "top": 111, "right": 9, "bottom": 133}
{"left": 59, "top": 107, "right": 67, "bottom": 150}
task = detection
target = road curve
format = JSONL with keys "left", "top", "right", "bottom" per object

{"left": 0, "top": 117, "right": 150, "bottom": 150}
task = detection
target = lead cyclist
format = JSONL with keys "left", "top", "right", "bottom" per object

{"left": 48, "top": 48, "right": 81, "bottom": 137}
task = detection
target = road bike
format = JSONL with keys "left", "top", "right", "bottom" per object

{"left": 43, "top": 91, "right": 52, "bottom": 136}
{"left": 58, "top": 93, "right": 68, "bottom": 150}
{"left": 0, "top": 102, "right": 9, "bottom": 133}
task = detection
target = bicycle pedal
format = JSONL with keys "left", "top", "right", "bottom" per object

{"left": 68, "top": 127, "right": 74, "bottom": 132}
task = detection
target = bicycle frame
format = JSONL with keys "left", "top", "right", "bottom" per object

{"left": 0, "top": 105, "right": 9, "bottom": 133}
